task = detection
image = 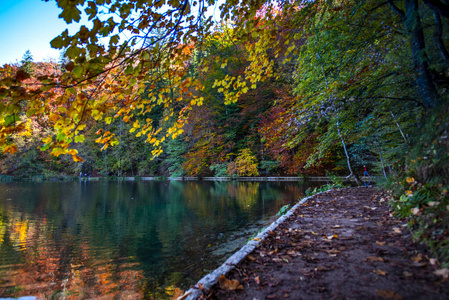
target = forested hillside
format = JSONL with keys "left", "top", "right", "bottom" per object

{"left": 1, "top": 0, "right": 448, "bottom": 264}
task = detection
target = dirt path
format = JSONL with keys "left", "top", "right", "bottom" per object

{"left": 202, "top": 187, "right": 448, "bottom": 299}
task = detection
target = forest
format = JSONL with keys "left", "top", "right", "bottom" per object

{"left": 0, "top": 0, "right": 448, "bottom": 265}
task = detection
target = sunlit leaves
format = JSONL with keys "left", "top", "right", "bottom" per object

{"left": 3, "top": 144, "right": 18, "bottom": 154}
{"left": 228, "top": 148, "right": 259, "bottom": 177}
{"left": 74, "top": 135, "right": 85, "bottom": 143}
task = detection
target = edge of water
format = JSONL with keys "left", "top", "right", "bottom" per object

{"left": 182, "top": 194, "right": 315, "bottom": 300}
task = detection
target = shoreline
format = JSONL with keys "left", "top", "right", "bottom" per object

{"left": 0, "top": 176, "right": 375, "bottom": 183}
{"left": 182, "top": 192, "right": 316, "bottom": 300}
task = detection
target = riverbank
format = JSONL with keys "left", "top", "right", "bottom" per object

{"left": 1, "top": 175, "right": 375, "bottom": 182}
{"left": 183, "top": 187, "right": 449, "bottom": 299}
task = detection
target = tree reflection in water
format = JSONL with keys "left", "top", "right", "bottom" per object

{"left": 0, "top": 180, "right": 315, "bottom": 298}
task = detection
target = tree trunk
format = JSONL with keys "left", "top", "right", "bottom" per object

{"left": 405, "top": 0, "right": 439, "bottom": 109}
{"left": 433, "top": 12, "right": 449, "bottom": 64}
{"left": 337, "top": 120, "right": 361, "bottom": 185}
{"left": 376, "top": 138, "right": 388, "bottom": 179}
{"left": 391, "top": 112, "right": 408, "bottom": 143}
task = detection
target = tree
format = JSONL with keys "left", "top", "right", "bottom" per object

{"left": 20, "top": 50, "right": 34, "bottom": 74}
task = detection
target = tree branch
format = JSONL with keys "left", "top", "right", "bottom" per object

{"left": 387, "top": 0, "right": 405, "bottom": 19}
{"left": 423, "top": 0, "right": 449, "bottom": 19}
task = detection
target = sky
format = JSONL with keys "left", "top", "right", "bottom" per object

{"left": 0, "top": 0, "right": 223, "bottom": 66}
{"left": 0, "top": 0, "right": 83, "bottom": 65}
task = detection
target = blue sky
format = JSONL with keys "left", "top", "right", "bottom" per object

{"left": 0, "top": 0, "right": 82, "bottom": 65}
{"left": 0, "top": 0, "right": 223, "bottom": 66}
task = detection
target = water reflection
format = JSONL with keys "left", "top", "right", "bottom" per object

{"left": 0, "top": 180, "right": 315, "bottom": 298}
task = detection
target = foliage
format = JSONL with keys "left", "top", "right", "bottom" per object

{"left": 276, "top": 204, "right": 290, "bottom": 216}
{"left": 387, "top": 105, "right": 449, "bottom": 266}
{"left": 259, "top": 160, "right": 280, "bottom": 176}
{"left": 210, "top": 163, "right": 229, "bottom": 177}
{"left": 305, "top": 184, "right": 337, "bottom": 198}
{"left": 227, "top": 148, "right": 259, "bottom": 177}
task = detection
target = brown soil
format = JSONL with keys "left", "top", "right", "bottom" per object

{"left": 203, "top": 187, "right": 449, "bottom": 300}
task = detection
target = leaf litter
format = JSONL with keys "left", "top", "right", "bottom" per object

{"left": 204, "top": 187, "right": 449, "bottom": 299}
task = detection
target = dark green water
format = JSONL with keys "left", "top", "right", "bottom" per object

{"left": 0, "top": 180, "right": 317, "bottom": 298}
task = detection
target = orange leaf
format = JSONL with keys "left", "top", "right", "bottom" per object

{"left": 373, "top": 269, "right": 387, "bottom": 276}
{"left": 376, "top": 289, "right": 403, "bottom": 300}
{"left": 366, "top": 256, "right": 384, "bottom": 262}
{"left": 72, "top": 154, "right": 84, "bottom": 162}
{"left": 3, "top": 145, "right": 18, "bottom": 154}
{"left": 218, "top": 275, "right": 243, "bottom": 291}
{"left": 68, "top": 149, "right": 78, "bottom": 155}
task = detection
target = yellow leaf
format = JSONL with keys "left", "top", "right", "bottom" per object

{"left": 77, "top": 124, "right": 86, "bottom": 131}
{"left": 57, "top": 107, "right": 67, "bottom": 113}
{"left": 51, "top": 147, "right": 66, "bottom": 157}
{"left": 68, "top": 149, "right": 78, "bottom": 155}
{"left": 42, "top": 136, "right": 52, "bottom": 143}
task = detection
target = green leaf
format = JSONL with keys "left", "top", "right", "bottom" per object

{"left": 59, "top": 4, "right": 82, "bottom": 24}
{"left": 3, "top": 114, "right": 20, "bottom": 126}
{"left": 66, "top": 46, "right": 81, "bottom": 59}
{"left": 50, "top": 36, "right": 65, "bottom": 49}
{"left": 110, "top": 34, "right": 120, "bottom": 45}
{"left": 41, "top": 144, "right": 51, "bottom": 151}
{"left": 72, "top": 65, "right": 84, "bottom": 78}
{"left": 125, "top": 65, "right": 134, "bottom": 75}
{"left": 86, "top": 1, "right": 97, "bottom": 20}
{"left": 74, "top": 135, "right": 85, "bottom": 143}
{"left": 57, "top": 132, "right": 66, "bottom": 141}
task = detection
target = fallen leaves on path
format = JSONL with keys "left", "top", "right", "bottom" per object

{"left": 205, "top": 187, "right": 449, "bottom": 300}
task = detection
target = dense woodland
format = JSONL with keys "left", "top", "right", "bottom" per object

{"left": 1, "top": 0, "right": 448, "bottom": 264}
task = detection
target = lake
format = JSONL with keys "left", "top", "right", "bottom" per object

{"left": 0, "top": 180, "right": 320, "bottom": 298}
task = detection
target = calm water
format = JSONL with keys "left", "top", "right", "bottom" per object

{"left": 0, "top": 180, "right": 318, "bottom": 298}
